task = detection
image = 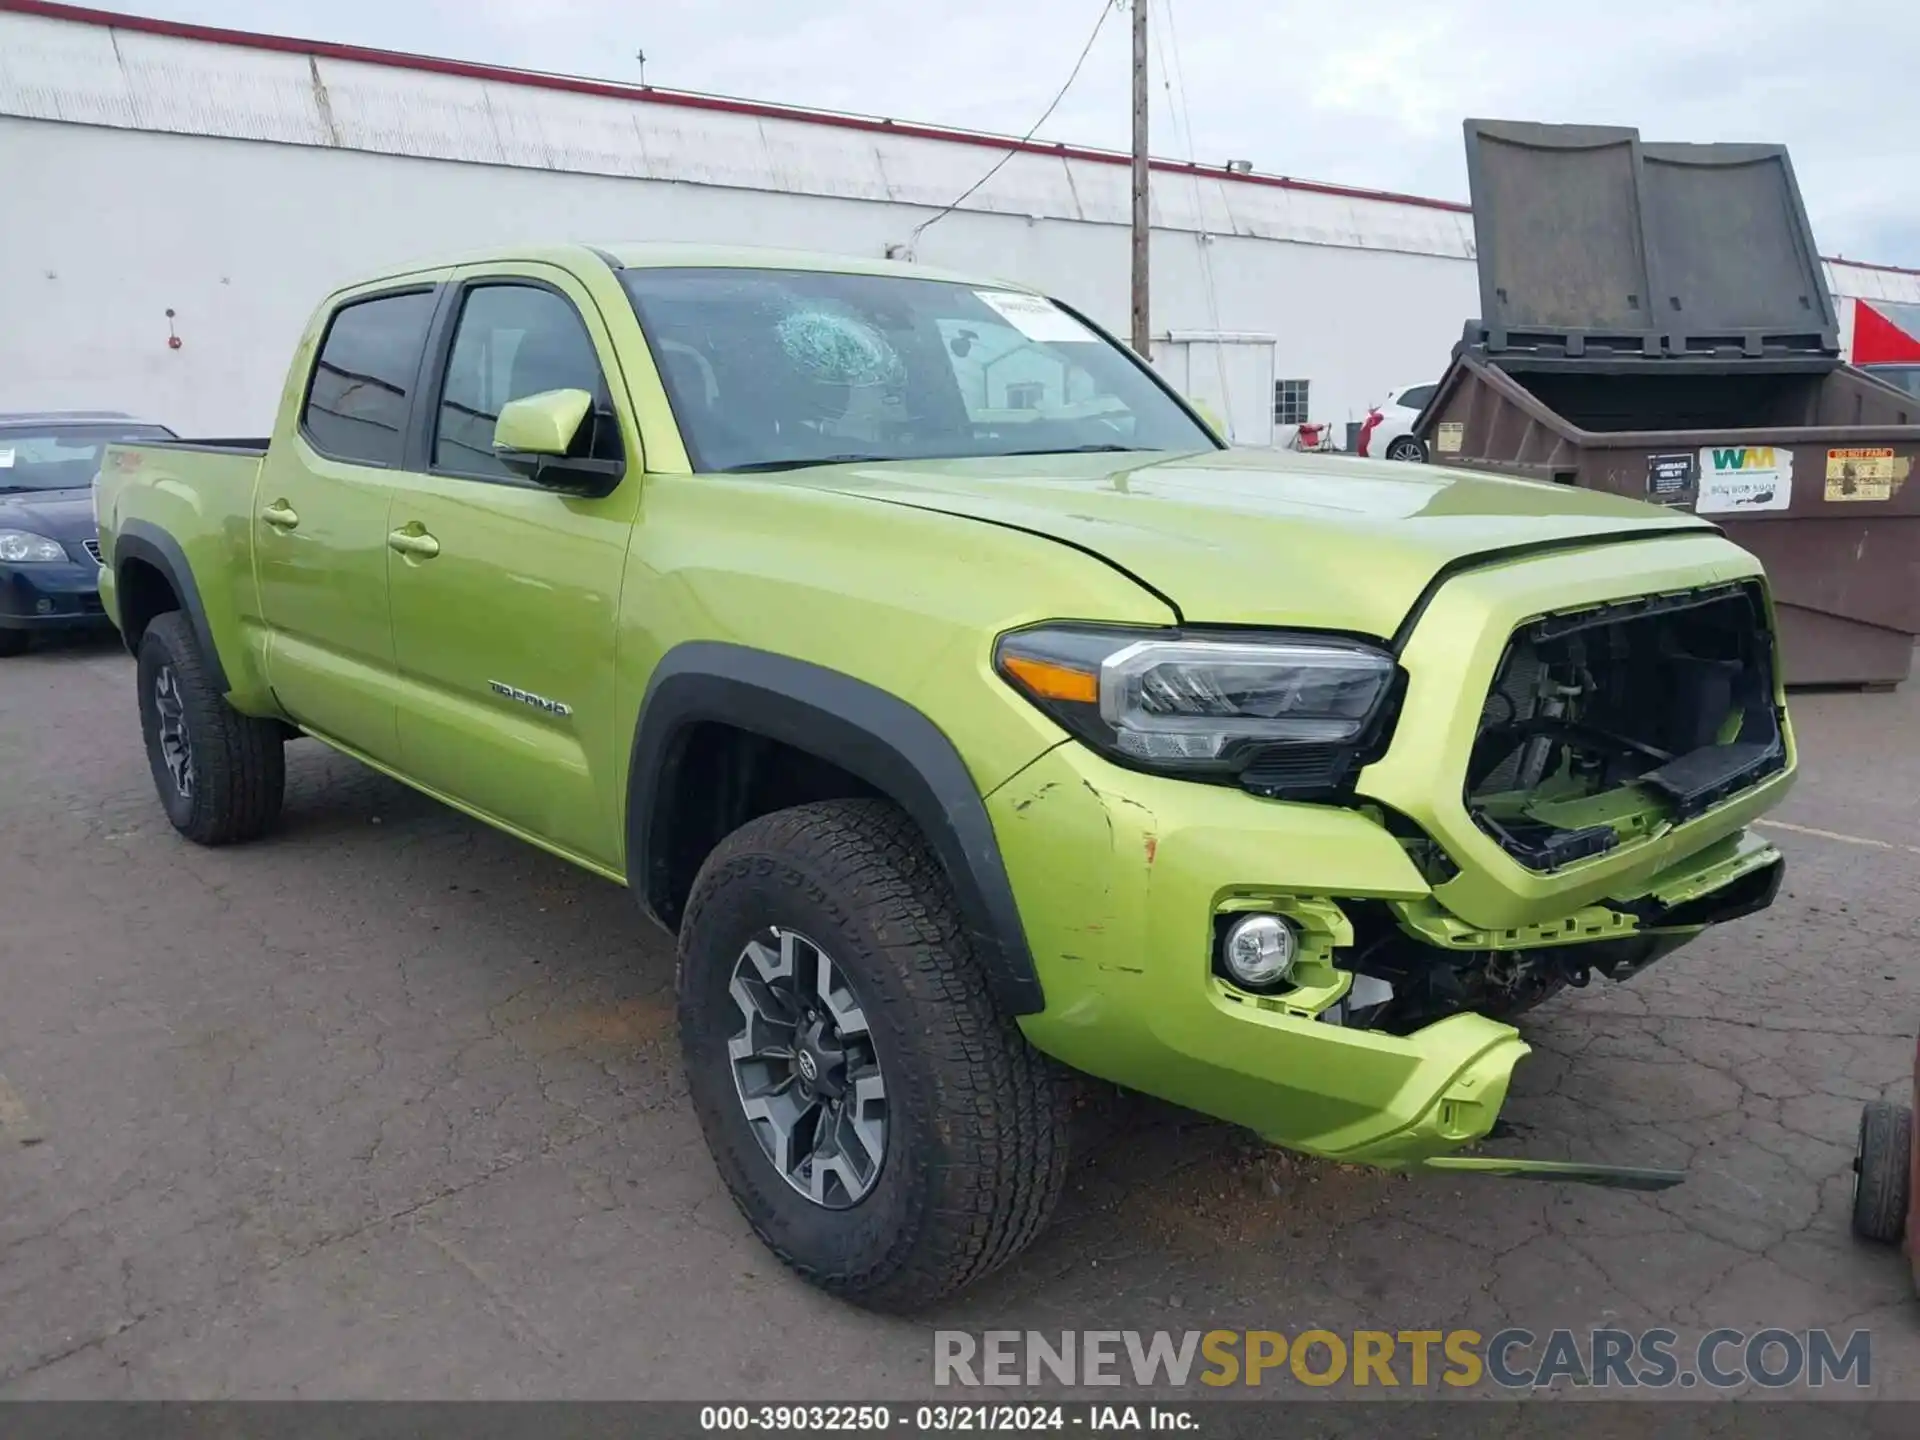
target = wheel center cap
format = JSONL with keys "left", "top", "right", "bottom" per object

{"left": 794, "top": 1019, "right": 846, "bottom": 1101}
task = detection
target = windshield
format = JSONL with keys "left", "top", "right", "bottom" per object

{"left": 0, "top": 423, "right": 175, "bottom": 493}
{"left": 619, "top": 267, "right": 1218, "bottom": 472}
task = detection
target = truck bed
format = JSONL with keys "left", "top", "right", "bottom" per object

{"left": 95, "top": 438, "right": 271, "bottom": 669}
{"left": 131, "top": 437, "right": 270, "bottom": 454}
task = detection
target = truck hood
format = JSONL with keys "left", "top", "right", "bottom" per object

{"left": 0, "top": 486, "right": 95, "bottom": 543}
{"left": 796, "top": 448, "right": 1717, "bottom": 636}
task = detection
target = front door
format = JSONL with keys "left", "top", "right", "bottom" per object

{"left": 255, "top": 284, "right": 442, "bottom": 764}
{"left": 384, "top": 267, "right": 641, "bottom": 867}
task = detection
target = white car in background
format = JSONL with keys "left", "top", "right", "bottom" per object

{"left": 1364, "top": 382, "right": 1437, "bottom": 462}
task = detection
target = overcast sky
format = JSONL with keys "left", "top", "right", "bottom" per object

{"left": 118, "top": 0, "right": 1919, "bottom": 266}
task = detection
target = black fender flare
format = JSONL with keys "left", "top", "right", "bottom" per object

{"left": 627, "top": 642, "right": 1044, "bottom": 1015}
{"left": 111, "top": 519, "right": 230, "bottom": 694}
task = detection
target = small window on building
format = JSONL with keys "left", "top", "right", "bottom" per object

{"left": 1005, "top": 382, "right": 1046, "bottom": 411}
{"left": 1273, "top": 378, "right": 1311, "bottom": 426}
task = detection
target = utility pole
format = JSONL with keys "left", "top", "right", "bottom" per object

{"left": 1129, "top": 0, "right": 1150, "bottom": 356}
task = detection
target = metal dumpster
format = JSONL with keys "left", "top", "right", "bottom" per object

{"left": 1420, "top": 119, "right": 1920, "bottom": 687}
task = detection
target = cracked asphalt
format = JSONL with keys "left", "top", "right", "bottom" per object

{"left": 2, "top": 632, "right": 1918, "bottom": 1402}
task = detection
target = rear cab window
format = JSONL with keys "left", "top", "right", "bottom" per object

{"left": 300, "top": 290, "right": 439, "bottom": 467}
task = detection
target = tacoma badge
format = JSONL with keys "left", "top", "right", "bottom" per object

{"left": 488, "top": 680, "right": 572, "bottom": 717}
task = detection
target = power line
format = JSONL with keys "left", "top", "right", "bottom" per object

{"left": 903, "top": 0, "right": 1121, "bottom": 258}
{"left": 1154, "top": 0, "right": 1231, "bottom": 429}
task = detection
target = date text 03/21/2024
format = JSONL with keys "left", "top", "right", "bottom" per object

{"left": 698, "top": 1406, "right": 1190, "bottom": 1432}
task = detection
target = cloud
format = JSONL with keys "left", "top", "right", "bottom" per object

{"left": 109, "top": 0, "right": 1920, "bottom": 263}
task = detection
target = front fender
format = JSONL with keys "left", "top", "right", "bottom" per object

{"left": 626, "top": 642, "right": 1045, "bottom": 1015}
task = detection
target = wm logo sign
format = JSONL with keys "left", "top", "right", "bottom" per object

{"left": 1709, "top": 447, "right": 1777, "bottom": 471}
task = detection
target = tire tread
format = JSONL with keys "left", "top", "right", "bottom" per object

{"left": 1852, "top": 1100, "right": 1912, "bottom": 1245}
{"left": 139, "top": 611, "right": 284, "bottom": 845}
{"left": 679, "top": 798, "right": 1071, "bottom": 1309}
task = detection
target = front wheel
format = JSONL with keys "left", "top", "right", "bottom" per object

{"left": 678, "top": 799, "right": 1072, "bottom": 1311}
{"left": 0, "top": 629, "right": 28, "bottom": 657}
{"left": 136, "top": 611, "right": 285, "bottom": 845}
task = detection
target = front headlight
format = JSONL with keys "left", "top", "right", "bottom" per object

{"left": 995, "top": 624, "right": 1399, "bottom": 783}
{"left": 0, "top": 529, "right": 69, "bottom": 564}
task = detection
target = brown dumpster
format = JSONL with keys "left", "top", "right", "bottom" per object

{"left": 1420, "top": 119, "right": 1920, "bottom": 687}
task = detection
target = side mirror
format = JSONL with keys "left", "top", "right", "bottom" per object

{"left": 492, "top": 388, "right": 624, "bottom": 497}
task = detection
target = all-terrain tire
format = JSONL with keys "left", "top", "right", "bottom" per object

{"left": 1851, "top": 1100, "right": 1912, "bottom": 1245}
{"left": 136, "top": 611, "right": 285, "bottom": 845}
{"left": 678, "top": 798, "right": 1073, "bottom": 1311}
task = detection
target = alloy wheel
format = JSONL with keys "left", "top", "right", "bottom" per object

{"left": 154, "top": 664, "right": 194, "bottom": 800}
{"left": 726, "top": 926, "right": 888, "bottom": 1209}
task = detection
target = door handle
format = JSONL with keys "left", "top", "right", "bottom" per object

{"left": 261, "top": 501, "right": 300, "bottom": 529}
{"left": 387, "top": 527, "right": 440, "bottom": 559}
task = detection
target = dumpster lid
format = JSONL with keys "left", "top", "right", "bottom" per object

{"left": 1463, "top": 118, "right": 1839, "bottom": 371}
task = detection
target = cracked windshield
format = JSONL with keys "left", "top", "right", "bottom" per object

{"left": 620, "top": 267, "right": 1214, "bottom": 471}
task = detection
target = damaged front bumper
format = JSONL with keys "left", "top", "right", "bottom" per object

{"left": 988, "top": 536, "right": 1793, "bottom": 1176}
{"left": 992, "top": 740, "right": 1781, "bottom": 1170}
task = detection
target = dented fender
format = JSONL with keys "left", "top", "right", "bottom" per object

{"left": 987, "top": 743, "right": 1534, "bottom": 1164}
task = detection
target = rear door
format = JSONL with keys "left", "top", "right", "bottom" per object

{"left": 256, "top": 281, "right": 445, "bottom": 762}
{"left": 383, "top": 264, "right": 643, "bottom": 867}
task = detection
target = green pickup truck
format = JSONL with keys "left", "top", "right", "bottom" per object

{"left": 97, "top": 244, "right": 1794, "bottom": 1309}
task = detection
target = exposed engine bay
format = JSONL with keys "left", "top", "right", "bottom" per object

{"left": 1330, "top": 582, "right": 1787, "bottom": 1036}
{"left": 1464, "top": 582, "right": 1785, "bottom": 870}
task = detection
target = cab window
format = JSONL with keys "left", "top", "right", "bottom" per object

{"left": 432, "top": 284, "right": 622, "bottom": 480}
{"left": 301, "top": 290, "right": 437, "bottom": 468}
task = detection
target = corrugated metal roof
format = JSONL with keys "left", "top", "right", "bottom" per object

{"left": 0, "top": 0, "right": 1475, "bottom": 261}
{"left": 0, "top": 0, "right": 1915, "bottom": 298}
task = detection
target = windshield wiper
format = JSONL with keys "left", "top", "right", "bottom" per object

{"left": 720, "top": 454, "right": 892, "bottom": 473}
{"left": 987, "top": 444, "right": 1151, "bottom": 458}
{"left": 720, "top": 444, "right": 1155, "bottom": 473}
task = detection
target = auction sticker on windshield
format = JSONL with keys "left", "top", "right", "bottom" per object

{"left": 1695, "top": 445, "right": 1792, "bottom": 514}
{"left": 975, "top": 291, "right": 1097, "bottom": 343}
{"left": 0, "top": 448, "right": 13, "bottom": 468}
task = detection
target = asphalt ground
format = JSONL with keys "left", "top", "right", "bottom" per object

{"left": 2, "top": 631, "right": 1917, "bottom": 1402}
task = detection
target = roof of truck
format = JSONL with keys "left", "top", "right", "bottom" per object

{"left": 335, "top": 242, "right": 1032, "bottom": 298}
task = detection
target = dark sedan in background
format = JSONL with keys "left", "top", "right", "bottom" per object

{"left": 1, "top": 411, "right": 176, "bottom": 656}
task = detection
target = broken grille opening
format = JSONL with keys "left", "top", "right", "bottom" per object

{"left": 1466, "top": 582, "right": 1785, "bottom": 871}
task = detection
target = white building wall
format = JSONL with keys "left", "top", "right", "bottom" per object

{"left": 0, "top": 5, "right": 1914, "bottom": 438}
{"left": 0, "top": 115, "right": 1480, "bottom": 438}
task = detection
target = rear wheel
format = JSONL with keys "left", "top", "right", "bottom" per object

{"left": 678, "top": 798, "right": 1072, "bottom": 1310}
{"left": 1385, "top": 435, "right": 1428, "bottom": 463}
{"left": 136, "top": 611, "right": 285, "bottom": 845}
{"left": 1851, "top": 1100, "right": 1912, "bottom": 1244}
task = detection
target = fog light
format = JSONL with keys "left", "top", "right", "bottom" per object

{"left": 1222, "top": 913, "right": 1298, "bottom": 989}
